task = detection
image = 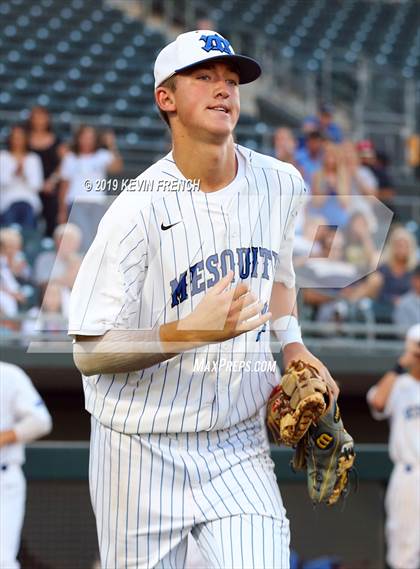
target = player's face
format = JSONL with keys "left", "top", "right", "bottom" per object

{"left": 173, "top": 62, "right": 240, "bottom": 139}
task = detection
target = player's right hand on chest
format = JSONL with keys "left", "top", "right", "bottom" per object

{"left": 173, "top": 271, "right": 271, "bottom": 345}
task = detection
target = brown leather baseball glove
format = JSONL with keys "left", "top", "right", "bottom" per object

{"left": 267, "top": 359, "right": 330, "bottom": 446}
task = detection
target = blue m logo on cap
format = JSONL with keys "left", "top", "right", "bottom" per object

{"left": 199, "top": 34, "right": 233, "bottom": 55}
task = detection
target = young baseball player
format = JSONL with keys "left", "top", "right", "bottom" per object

{"left": 0, "top": 361, "right": 52, "bottom": 569}
{"left": 367, "top": 323, "right": 420, "bottom": 569}
{"left": 69, "top": 30, "right": 337, "bottom": 568}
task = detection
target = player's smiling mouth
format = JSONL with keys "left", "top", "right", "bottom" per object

{"left": 208, "top": 105, "right": 230, "bottom": 114}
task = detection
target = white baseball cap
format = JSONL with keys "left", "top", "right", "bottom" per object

{"left": 154, "top": 30, "right": 261, "bottom": 89}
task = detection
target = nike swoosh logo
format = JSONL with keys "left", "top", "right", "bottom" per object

{"left": 161, "top": 221, "right": 182, "bottom": 231}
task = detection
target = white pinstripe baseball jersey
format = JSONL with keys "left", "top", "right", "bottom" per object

{"left": 69, "top": 144, "right": 305, "bottom": 434}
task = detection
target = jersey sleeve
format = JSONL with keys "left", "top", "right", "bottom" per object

{"left": 274, "top": 173, "right": 306, "bottom": 288}
{"left": 12, "top": 367, "right": 52, "bottom": 443}
{"left": 68, "top": 193, "right": 148, "bottom": 336}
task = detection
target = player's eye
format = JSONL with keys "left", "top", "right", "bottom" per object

{"left": 227, "top": 78, "right": 239, "bottom": 86}
{"left": 197, "top": 74, "right": 211, "bottom": 80}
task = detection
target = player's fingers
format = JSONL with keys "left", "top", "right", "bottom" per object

{"left": 237, "top": 300, "right": 264, "bottom": 322}
{"left": 321, "top": 367, "right": 339, "bottom": 399}
{"left": 231, "top": 281, "right": 249, "bottom": 300}
{"left": 237, "top": 310, "right": 272, "bottom": 332}
{"left": 211, "top": 271, "right": 234, "bottom": 294}
{"left": 229, "top": 291, "right": 257, "bottom": 314}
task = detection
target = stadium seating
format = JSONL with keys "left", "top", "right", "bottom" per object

{"left": 1, "top": 0, "right": 419, "bottom": 174}
{"left": 198, "top": 0, "right": 419, "bottom": 78}
{"left": 0, "top": 0, "right": 273, "bottom": 175}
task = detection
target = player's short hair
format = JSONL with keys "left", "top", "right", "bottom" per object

{"left": 156, "top": 75, "right": 177, "bottom": 129}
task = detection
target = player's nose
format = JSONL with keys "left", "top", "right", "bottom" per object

{"left": 213, "top": 80, "right": 230, "bottom": 99}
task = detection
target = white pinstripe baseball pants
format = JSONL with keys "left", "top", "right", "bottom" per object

{"left": 89, "top": 414, "right": 290, "bottom": 569}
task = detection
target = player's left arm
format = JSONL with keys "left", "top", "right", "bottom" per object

{"left": 270, "top": 172, "right": 338, "bottom": 397}
{"left": 269, "top": 281, "right": 339, "bottom": 398}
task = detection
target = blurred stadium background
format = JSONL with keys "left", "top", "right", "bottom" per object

{"left": 0, "top": 0, "right": 419, "bottom": 567}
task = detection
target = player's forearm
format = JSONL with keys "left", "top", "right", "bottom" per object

{"left": 73, "top": 326, "right": 197, "bottom": 376}
{"left": 369, "top": 371, "right": 398, "bottom": 412}
{"left": 269, "top": 282, "right": 298, "bottom": 321}
{"left": 269, "top": 282, "right": 305, "bottom": 350}
{"left": 0, "top": 429, "right": 18, "bottom": 447}
{"left": 73, "top": 273, "right": 271, "bottom": 375}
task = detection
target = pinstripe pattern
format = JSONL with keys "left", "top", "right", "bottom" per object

{"left": 90, "top": 413, "right": 289, "bottom": 568}
{"left": 71, "top": 144, "right": 305, "bottom": 569}
{"left": 70, "top": 145, "right": 304, "bottom": 435}
{"left": 192, "top": 514, "right": 289, "bottom": 569}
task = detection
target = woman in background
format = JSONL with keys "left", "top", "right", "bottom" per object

{"left": 308, "top": 142, "right": 351, "bottom": 228}
{"left": 0, "top": 125, "right": 43, "bottom": 229}
{"left": 344, "top": 226, "right": 417, "bottom": 322}
{"left": 27, "top": 106, "right": 66, "bottom": 237}
{"left": 58, "top": 125, "right": 123, "bottom": 252}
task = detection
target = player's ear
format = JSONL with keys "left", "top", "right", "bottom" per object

{"left": 155, "top": 87, "right": 176, "bottom": 114}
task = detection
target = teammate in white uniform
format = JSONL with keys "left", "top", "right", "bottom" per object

{"left": 367, "top": 323, "right": 420, "bottom": 569}
{"left": 69, "top": 30, "right": 337, "bottom": 568}
{"left": 0, "top": 361, "right": 52, "bottom": 569}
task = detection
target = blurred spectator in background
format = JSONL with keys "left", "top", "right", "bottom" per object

{"left": 357, "top": 141, "right": 396, "bottom": 204}
{"left": 27, "top": 106, "right": 67, "bottom": 238}
{"left": 34, "top": 223, "right": 81, "bottom": 291}
{"left": 343, "top": 212, "right": 379, "bottom": 273}
{"left": 308, "top": 142, "right": 351, "bottom": 227}
{"left": 0, "top": 361, "right": 52, "bottom": 569}
{"left": 393, "top": 264, "right": 420, "bottom": 330}
{"left": 375, "top": 150, "right": 397, "bottom": 213}
{"left": 0, "top": 229, "right": 29, "bottom": 320}
{"left": 344, "top": 226, "right": 417, "bottom": 322}
{"left": 341, "top": 140, "right": 378, "bottom": 231}
{"left": 299, "top": 228, "right": 358, "bottom": 322}
{"left": 194, "top": 13, "right": 216, "bottom": 31}
{"left": 293, "top": 214, "right": 325, "bottom": 259}
{"left": 274, "top": 127, "right": 298, "bottom": 167}
{"left": 317, "top": 103, "right": 343, "bottom": 143}
{"left": 0, "top": 125, "right": 43, "bottom": 229}
{"left": 407, "top": 134, "right": 420, "bottom": 180}
{"left": 23, "top": 281, "right": 69, "bottom": 335}
{"left": 297, "top": 116, "right": 319, "bottom": 150}
{"left": 58, "top": 126, "right": 123, "bottom": 252}
{"left": 295, "top": 130, "right": 324, "bottom": 188}
{"left": 0, "top": 227, "right": 31, "bottom": 283}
